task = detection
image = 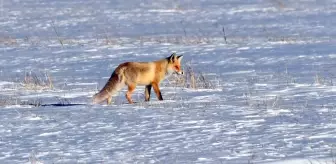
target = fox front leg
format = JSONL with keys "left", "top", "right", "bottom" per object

{"left": 145, "top": 85, "right": 152, "bottom": 101}
{"left": 152, "top": 83, "right": 163, "bottom": 101}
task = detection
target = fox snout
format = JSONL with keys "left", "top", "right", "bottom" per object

{"left": 177, "top": 70, "right": 184, "bottom": 75}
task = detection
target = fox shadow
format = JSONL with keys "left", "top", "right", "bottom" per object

{"left": 40, "top": 103, "right": 86, "bottom": 107}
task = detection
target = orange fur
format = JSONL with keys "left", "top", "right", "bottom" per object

{"left": 93, "top": 53, "right": 184, "bottom": 104}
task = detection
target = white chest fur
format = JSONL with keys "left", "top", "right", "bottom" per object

{"left": 164, "top": 67, "right": 174, "bottom": 79}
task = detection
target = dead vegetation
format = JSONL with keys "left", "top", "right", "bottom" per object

{"left": 22, "top": 71, "right": 54, "bottom": 90}
{"left": 2, "top": 33, "right": 324, "bottom": 47}
{"left": 314, "top": 73, "right": 335, "bottom": 86}
{"left": 0, "top": 96, "right": 19, "bottom": 106}
{"left": 138, "top": 35, "right": 213, "bottom": 45}
{"left": 0, "top": 36, "right": 18, "bottom": 45}
{"left": 0, "top": 96, "right": 42, "bottom": 107}
{"left": 167, "top": 63, "right": 216, "bottom": 89}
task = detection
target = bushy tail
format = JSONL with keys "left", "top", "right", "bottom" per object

{"left": 93, "top": 72, "right": 124, "bottom": 104}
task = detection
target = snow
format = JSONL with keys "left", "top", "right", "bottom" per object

{"left": 1, "top": 0, "right": 336, "bottom": 163}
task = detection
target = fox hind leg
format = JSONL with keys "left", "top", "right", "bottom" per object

{"left": 107, "top": 96, "right": 112, "bottom": 105}
{"left": 126, "top": 84, "right": 136, "bottom": 104}
{"left": 145, "top": 85, "right": 152, "bottom": 101}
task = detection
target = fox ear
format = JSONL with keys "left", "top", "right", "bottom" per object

{"left": 169, "top": 53, "right": 177, "bottom": 62}
{"left": 177, "top": 55, "right": 183, "bottom": 62}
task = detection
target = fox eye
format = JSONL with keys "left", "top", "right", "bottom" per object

{"left": 175, "top": 66, "right": 179, "bottom": 70}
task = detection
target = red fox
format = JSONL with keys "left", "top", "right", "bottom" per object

{"left": 93, "top": 53, "right": 184, "bottom": 104}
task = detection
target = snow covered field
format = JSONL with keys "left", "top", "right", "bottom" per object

{"left": 1, "top": 0, "right": 336, "bottom": 163}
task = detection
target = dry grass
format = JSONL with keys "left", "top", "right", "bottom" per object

{"left": 22, "top": 71, "right": 54, "bottom": 90}
{"left": 168, "top": 63, "right": 215, "bottom": 89}
{"left": 2, "top": 33, "right": 326, "bottom": 48}
{"left": 0, "top": 95, "right": 42, "bottom": 107}
{"left": 0, "top": 97, "right": 19, "bottom": 106}
{"left": 272, "top": 0, "right": 286, "bottom": 9}
{"left": 314, "top": 73, "right": 334, "bottom": 86}
{"left": 139, "top": 35, "right": 212, "bottom": 45}
{"left": 55, "top": 97, "right": 71, "bottom": 105}
{"left": 0, "top": 36, "right": 17, "bottom": 45}
{"left": 20, "top": 99, "right": 42, "bottom": 107}
{"left": 331, "top": 147, "right": 336, "bottom": 164}
{"left": 29, "top": 151, "right": 43, "bottom": 164}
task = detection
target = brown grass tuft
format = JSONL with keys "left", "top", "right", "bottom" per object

{"left": 22, "top": 71, "right": 54, "bottom": 90}
{"left": 168, "top": 63, "right": 215, "bottom": 89}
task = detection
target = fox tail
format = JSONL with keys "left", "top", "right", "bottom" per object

{"left": 92, "top": 71, "right": 124, "bottom": 104}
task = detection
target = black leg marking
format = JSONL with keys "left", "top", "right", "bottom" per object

{"left": 145, "top": 85, "right": 152, "bottom": 101}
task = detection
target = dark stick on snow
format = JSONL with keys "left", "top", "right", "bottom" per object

{"left": 51, "top": 22, "right": 64, "bottom": 47}
{"left": 181, "top": 20, "right": 187, "bottom": 37}
{"left": 222, "top": 27, "right": 228, "bottom": 44}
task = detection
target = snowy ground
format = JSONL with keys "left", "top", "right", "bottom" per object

{"left": 1, "top": 0, "right": 336, "bottom": 163}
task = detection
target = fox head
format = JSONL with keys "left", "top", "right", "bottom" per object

{"left": 167, "top": 53, "right": 183, "bottom": 75}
